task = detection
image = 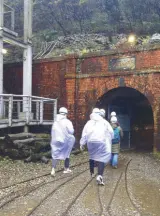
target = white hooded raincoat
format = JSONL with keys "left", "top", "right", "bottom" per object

{"left": 51, "top": 114, "right": 75, "bottom": 160}
{"left": 80, "top": 113, "right": 114, "bottom": 163}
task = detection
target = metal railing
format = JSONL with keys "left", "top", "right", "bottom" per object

{"left": 4, "top": 3, "right": 15, "bottom": 32}
{"left": 0, "top": 94, "right": 57, "bottom": 127}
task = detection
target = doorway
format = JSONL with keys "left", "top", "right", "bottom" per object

{"left": 96, "top": 87, "right": 154, "bottom": 151}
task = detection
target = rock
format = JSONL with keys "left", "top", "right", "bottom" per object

{"left": 41, "top": 156, "right": 50, "bottom": 164}
{"left": 33, "top": 33, "right": 111, "bottom": 59}
{"left": 24, "top": 156, "right": 32, "bottom": 163}
{"left": 0, "top": 133, "right": 51, "bottom": 161}
{"left": 4, "top": 134, "right": 15, "bottom": 148}
{"left": 149, "top": 33, "right": 160, "bottom": 43}
{"left": 13, "top": 138, "right": 35, "bottom": 148}
{"left": 0, "top": 137, "right": 6, "bottom": 153}
{"left": 8, "top": 133, "right": 36, "bottom": 141}
{"left": 71, "top": 149, "right": 81, "bottom": 155}
{"left": 4, "top": 149, "right": 20, "bottom": 159}
{"left": 24, "top": 150, "right": 51, "bottom": 163}
{"left": 95, "top": 37, "right": 109, "bottom": 45}
{"left": 34, "top": 141, "right": 50, "bottom": 153}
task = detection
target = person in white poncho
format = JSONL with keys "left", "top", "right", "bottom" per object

{"left": 100, "top": 109, "right": 113, "bottom": 144}
{"left": 50, "top": 107, "right": 75, "bottom": 176}
{"left": 80, "top": 108, "right": 114, "bottom": 185}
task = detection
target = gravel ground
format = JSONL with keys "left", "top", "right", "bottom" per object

{"left": 0, "top": 151, "right": 160, "bottom": 216}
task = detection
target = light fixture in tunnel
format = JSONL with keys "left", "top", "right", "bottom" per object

{"left": 2, "top": 49, "right": 7, "bottom": 54}
{"left": 128, "top": 34, "right": 136, "bottom": 43}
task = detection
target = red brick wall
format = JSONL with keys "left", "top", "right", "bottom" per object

{"left": 3, "top": 48, "right": 160, "bottom": 152}
{"left": 65, "top": 49, "right": 160, "bottom": 151}
{"left": 4, "top": 58, "right": 76, "bottom": 109}
{"left": 32, "top": 60, "right": 67, "bottom": 107}
{"left": 136, "top": 50, "right": 160, "bottom": 70}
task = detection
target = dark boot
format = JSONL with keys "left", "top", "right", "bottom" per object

{"left": 41, "top": 156, "right": 49, "bottom": 164}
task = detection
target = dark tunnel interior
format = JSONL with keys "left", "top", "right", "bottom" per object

{"left": 96, "top": 87, "right": 154, "bottom": 151}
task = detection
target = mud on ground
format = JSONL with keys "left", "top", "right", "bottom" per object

{"left": 0, "top": 151, "right": 160, "bottom": 216}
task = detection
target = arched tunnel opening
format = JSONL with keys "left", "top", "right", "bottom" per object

{"left": 96, "top": 87, "right": 154, "bottom": 151}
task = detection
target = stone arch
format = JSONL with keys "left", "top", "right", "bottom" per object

{"left": 96, "top": 75, "right": 154, "bottom": 110}
{"left": 96, "top": 86, "right": 154, "bottom": 151}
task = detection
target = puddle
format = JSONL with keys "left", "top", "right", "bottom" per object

{"left": 0, "top": 199, "right": 38, "bottom": 216}
{"left": 132, "top": 180, "right": 160, "bottom": 216}
{"left": 83, "top": 182, "right": 100, "bottom": 214}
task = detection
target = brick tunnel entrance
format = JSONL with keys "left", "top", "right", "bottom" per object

{"left": 96, "top": 87, "right": 154, "bottom": 151}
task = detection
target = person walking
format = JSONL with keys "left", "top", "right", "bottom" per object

{"left": 50, "top": 107, "right": 75, "bottom": 176}
{"left": 99, "top": 109, "right": 106, "bottom": 118}
{"left": 110, "top": 116, "right": 123, "bottom": 169}
{"left": 110, "top": 111, "right": 117, "bottom": 121}
{"left": 100, "top": 108, "right": 113, "bottom": 150}
{"left": 80, "top": 108, "right": 114, "bottom": 185}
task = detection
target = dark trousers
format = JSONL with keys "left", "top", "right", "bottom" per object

{"left": 89, "top": 159, "right": 105, "bottom": 176}
{"left": 52, "top": 158, "right": 70, "bottom": 169}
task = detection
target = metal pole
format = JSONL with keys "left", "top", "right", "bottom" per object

{"left": 23, "top": 46, "right": 32, "bottom": 96}
{"left": 3, "top": 3, "right": 15, "bottom": 31}
{"left": 23, "top": 0, "right": 32, "bottom": 131}
{"left": 11, "top": 9, "right": 15, "bottom": 31}
{"left": 8, "top": 95, "right": 13, "bottom": 126}
{"left": 36, "top": 101, "right": 40, "bottom": 120}
{"left": 23, "top": 0, "right": 32, "bottom": 97}
{"left": 53, "top": 99, "right": 57, "bottom": 121}
{"left": 0, "top": 40, "right": 3, "bottom": 95}
{"left": 0, "top": 0, "right": 3, "bottom": 95}
{"left": 0, "top": 0, "right": 4, "bottom": 28}
{"left": 24, "top": 0, "right": 32, "bottom": 43}
{"left": 40, "top": 99, "right": 43, "bottom": 124}
{"left": 0, "top": 0, "right": 4, "bottom": 118}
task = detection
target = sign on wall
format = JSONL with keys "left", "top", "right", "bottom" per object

{"left": 109, "top": 56, "right": 136, "bottom": 71}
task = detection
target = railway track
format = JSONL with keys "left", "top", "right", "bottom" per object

{"left": 97, "top": 182, "right": 103, "bottom": 216}
{"left": 0, "top": 160, "right": 89, "bottom": 190}
{"left": 26, "top": 167, "right": 90, "bottom": 216}
{"left": 0, "top": 158, "right": 144, "bottom": 216}
{"left": 61, "top": 175, "right": 96, "bottom": 216}
{"left": 0, "top": 161, "right": 89, "bottom": 210}
{"left": 124, "top": 159, "right": 142, "bottom": 216}
{"left": 106, "top": 159, "right": 142, "bottom": 216}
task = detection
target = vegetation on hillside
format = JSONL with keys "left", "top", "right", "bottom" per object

{"left": 4, "top": 0, "right": 160, "bottom": 61}
{"left": 6, "top": 0, "right": 160, "bottom": 37}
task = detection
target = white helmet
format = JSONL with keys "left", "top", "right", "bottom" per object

{"left": 111, "top": 116, "right": 117, "bottom": 123}
{"left": 59, "top": 107, "right": 68, "bottom": 114}
{"left": 92, "top": 108, "right": 100, "bottom": 114}
{"left": 111, "top": 111, "right": 116, "bottom": 116}
{"left": 100, "top": 109, "right": 105, "bottom": 117}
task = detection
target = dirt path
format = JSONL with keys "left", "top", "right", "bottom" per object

{"left": 0, "top": 152, "right": 160, "bottom": 216}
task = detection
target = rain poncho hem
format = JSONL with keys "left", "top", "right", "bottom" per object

{"left": 80, "top": 113, "right": 114, "bottom": 164}
{"left": 51, "top": 114, "right": 75, "bottom": 160}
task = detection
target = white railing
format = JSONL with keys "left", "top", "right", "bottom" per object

{"left": 0, "top": 94, "right": 57, "bottom": 127}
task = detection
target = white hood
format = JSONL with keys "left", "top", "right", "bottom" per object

{"left": 56, "top": 114, "right": 67, "bottom": 122}
{"left": 90, "top": 113, "right": 103, "bottom": 121}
